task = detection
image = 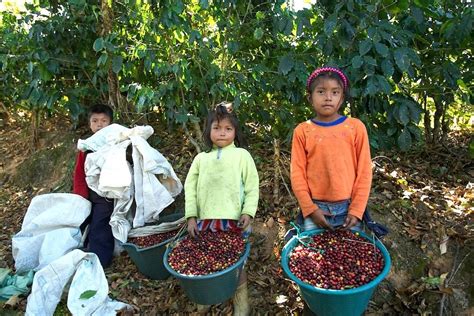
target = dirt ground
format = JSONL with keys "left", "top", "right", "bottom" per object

{"left": 0, "top": 117, "right": 472, "bottom": 315}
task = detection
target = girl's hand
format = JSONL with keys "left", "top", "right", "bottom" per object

{"left": 342, "top": 214, "right": 359, "bottom": 230}
{"left": 187, "top": 217, "right": 199, "bottom": 238}
{"left": 238, "top": 214, "right": 251, "bottom": 230}
{"left": 309, "top": 208, "right": 333, "bottom": 230}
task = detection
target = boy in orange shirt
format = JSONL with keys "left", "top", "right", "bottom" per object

{"left": 290, "top": 67, "right": 372, "bottom": 231}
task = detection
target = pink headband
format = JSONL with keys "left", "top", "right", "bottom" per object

{"left": 306, "top": 67, "right": 348, "bottom": 92}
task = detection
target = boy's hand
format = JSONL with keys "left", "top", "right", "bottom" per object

{"left": 238, "top": 214, "right": 251, "bottom": 230}
{"left": 309, "top": 208, "right": 333, "bottom": 230}
{"left": 187, "top": 217, "right": 199, "bottom": 238}
{"left": 342, "top": 214, "right": 359, "bottom": 230}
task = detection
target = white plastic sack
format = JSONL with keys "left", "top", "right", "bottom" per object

{"left": 117, "top": 125, "right": 154, "bottom": 142}
{"left": 109, "top": 196, "right": 134, "bottom": 243}
{"left": 12, "top": 193, "right": 91, "bottom": 273}
{"left": 85, "top": 142, "right": 133, "bottom": 200}
{"left": 131, "top": 136, "right": 182, "bottom": 227}
{"left": 26, "top": 250, "right": 131, "bottom": 316}
{"left": 99, "top": 143, "right": 132, "bottom": 194}
{"left": 79, "top": 124, "right": 183, "bottom": 242}
{"left": 127, "top": 216, "right": 186, "bottom": 238}
{"left": 77, "top": 124, "right": 154, "bottom": 153}
{"left": 77, "top": 124, "right": 129, "bottom": 152}
{"left": 132, "top": 136, "right": 182, "bottom": 197}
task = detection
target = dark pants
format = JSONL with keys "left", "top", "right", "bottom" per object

{"left": 83, "top": 190, "right": 115, "bottom": 268}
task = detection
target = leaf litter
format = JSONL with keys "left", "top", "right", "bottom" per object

{"left": 0, "top": 121, "right": 472, "bottom": 315}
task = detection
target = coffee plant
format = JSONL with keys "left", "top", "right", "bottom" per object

{"left": 1, "top": 1, "right": 471, "bottom": 150}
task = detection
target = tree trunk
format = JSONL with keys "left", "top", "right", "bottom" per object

{"left": 422, "top": 93, "right": 433, "bottom": 144}
{"left": 183, "top": 122, "right": 202, "bottom": 153}
{"left": 441, "top": 100, "right": 450, "bottom": 144}
{"left": 0, "top": 102, "right": 9, "bottom": 128}
{"left": 431, "top": 97, "right": 444, "bottom": 146}
{"left": 100, "top": 0, "right": 128, "bottom": 119}
{"left": 30, "top": 109, "right": 40, "bottom": 152}
{"left": 273, "top": 138, "right": 280, "bottom": 208}
{"left": 192, "top": 121, "right": 203, "bottom": 146}
{"left": 179, "top": 86, "right": 203, "bottom": 153}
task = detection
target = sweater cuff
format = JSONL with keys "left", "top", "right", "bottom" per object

{"left": 74, "top": 190, "right": 89, "bottom": 200}
{"left": 349, "top": 209, "right": 364, "bottom": 221}
{"left": 301, "top": 205, "right": 318, "bottom": 218}
{"left": 241, "top": 211, "right": 255, "bottom": 218}
{"left": 185, "top": 211, "right": 198, "bottom": 220}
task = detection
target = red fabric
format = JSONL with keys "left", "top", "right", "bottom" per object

{"left": 197, "top": 219, "right": 240, "bottom": 232}
{"left": 73, "top": 151, "right": 89, "bottom": 199}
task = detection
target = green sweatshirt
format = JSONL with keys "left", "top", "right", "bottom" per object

{"left": 184, "top": 142, "right": 259, "bottom": 220}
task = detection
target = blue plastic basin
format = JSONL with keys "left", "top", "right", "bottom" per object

{"left": 163, "top": 237, "right": 251, "bottom": 305}
{"left": 122, "top": 213, "right": 184, "bottom": 280}
{"left": 281, "top": 229, "right": 391, "bottom": 316}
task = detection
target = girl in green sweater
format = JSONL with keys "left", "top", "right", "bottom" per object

{"left": 185, "top": 103, "right": 259, "bottom": 316}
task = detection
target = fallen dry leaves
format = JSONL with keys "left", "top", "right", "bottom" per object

{"left": 0, "top": 121, "right": 472, "bottom": 315}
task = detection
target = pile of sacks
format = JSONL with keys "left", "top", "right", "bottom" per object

{"left": 11, "top": 124, "right": 183, "bottom": 315}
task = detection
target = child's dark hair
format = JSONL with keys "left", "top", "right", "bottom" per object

{"left": 203, "top": 103, "right": 246, "bottom": 151}
{"left": 88, "top": 103, "right": 114, "bottom": 122}
{"left": 307, "top": 67, "right": 351, "bottom": 103}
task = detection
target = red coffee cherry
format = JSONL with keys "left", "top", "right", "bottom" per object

{"left": 128, "top": 229, "right": 180, "bottom": 248}
{"left": 288, "top": 230, "right": 384, "bottom": 290}
{"left": 167, "top": 230, "right": 245, "bottom": 276}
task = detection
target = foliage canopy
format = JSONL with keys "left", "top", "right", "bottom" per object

{"left": 0, "top": 0, "right": 472, "bottom": 150}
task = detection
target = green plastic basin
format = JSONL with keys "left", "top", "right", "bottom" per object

{"left": 281, "top": 229, "right": 391, "bottom": 316}
{"left": 122, "top": 213, "right": 184, "bottom": 280}
{"left": 163, "top": 236, "right": 251, "bottom": 305}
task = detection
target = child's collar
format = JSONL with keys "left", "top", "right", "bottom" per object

{"left": 311, "top": 116, "right": 347, "bottom": 127}
{"left": 212, "top": 142, "right": 236, "bottom": 150}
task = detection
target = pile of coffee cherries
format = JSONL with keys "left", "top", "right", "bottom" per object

{"left": 288, "top": 230, "right": 384, "bottom": 290}
{"left": 167, "top": 230, "right": 245, "bottom": 276}
{"left": 128, "top": 229, "right": 179, "bottom": 248}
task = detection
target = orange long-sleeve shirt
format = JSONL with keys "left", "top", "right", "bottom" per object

{"left": 290, "top": 117, "right": 372, "bottom": 220}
